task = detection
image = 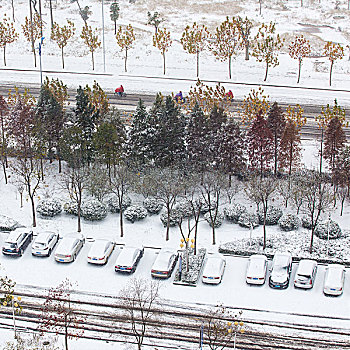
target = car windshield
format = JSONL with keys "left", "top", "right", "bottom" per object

{"left": 298, "top": 273, "right": 311, "bottom": 278}
{"left": 5, "top": 243, "right": 16, "bottom": 248}
{"left": 35, "top": 242, "right": 46, "bottom": 247}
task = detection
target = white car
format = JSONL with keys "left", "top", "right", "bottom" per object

{"left": 202, "top": 256, "right": 226, "bottom": 284}
{"left": 2, "top": 228, "right": 33, "bottom": 256}
{"left": 323, "top": 264, "right": 345, "bottom": 296}
{"left": 87, "top": 239, "right": 114, "bottom": 265}
{"left": 54, "top": 234, "right": 85, "bottom": 263}
{"left": 115, "top": 246, "right": 144, "bottom": 273}
{"left": 246, "top": 254, "right": 268, "bottom": 285}
{"left": 269, "top": 252, "right": 293, "bottom": 289}
{"left": 32, "top": 231, "right": 59, "bottom": 257}
{"left": 151, "top": 249, "right": 178, "bottom": 278}
{"left": 294, "top": 259, "right": 317, "bottom": 289}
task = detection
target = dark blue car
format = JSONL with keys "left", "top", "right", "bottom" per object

{"left": 2, "top": 228, "right": 33, "bottom": 256}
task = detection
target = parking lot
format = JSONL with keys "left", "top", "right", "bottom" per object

{"left": 0, "top": 231, "right": 349, "bottom": 329}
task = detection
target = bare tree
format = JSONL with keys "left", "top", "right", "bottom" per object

{"left": 200, "top": 170, "right": 227, "bottom": 245}
{"left": 10, "top": 157, "right": 43, "bottom": 227}
{"left": 244, "top": 176, "right": 276, "bottom": 250}
{"left": 337, "top": 186, "right": 347, "bottom": 216}
{"left": 278, "top": 179, "right": 290, "bottom": 208}
{"left": 119, "top": 277, "right": 161, "bottom": 350}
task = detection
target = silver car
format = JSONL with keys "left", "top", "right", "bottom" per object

{"left": 269, "top": 252, "right": 293, "bottom": 289}
{"left": 294, "top": 259, "right": 317, "bottom": 289}
{"left": 115, "top": 246, "right": 144, "bottom": 273}
{"left": 202, "top": 256, "right": 226, "bottom": 284}
{"left": 324, "top": 264, "right": 345, "bottom": 296}
{"left": 246, "top": 254, "right": 268, "bottom": 285}
{"left": 151, "top": 248, "right": 178, "bottom": 278}
{"left": 54, "top": 233, "right": 85, "bottom": 263}
{"left": 32, "top": 231, "right": 59, "bottom": 257}
{"left": 87, "top": 239, "right": 114, "bottom": 265}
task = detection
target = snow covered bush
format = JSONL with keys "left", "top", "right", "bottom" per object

{"left": 258, "top": 206, "right": 283, "bottom": 225}
{"left": 315, "top": 220, "right": 342, "bottom": 240}
{"left": 223, "top": 204, "right": 247, "bottom": 223}
{"left": 36, "top": 198, "right": 62, "bottom": 217}
{"left": 0, "top": 215, "right": 20, "bottom": 231}
{"left": 81, "top": 200, "right": 107, "bottom": 221}
{"left": 106, "top": 195, "right": 131, "bottom": 213}
{"left": 200, "top": 198, "right": 217, "bottom": 214}
{"left": 63, "top": 201, "right": 79, "bottom": 216}
{"left": 160, "top": 209, "right": 182, "bottom": 227}
{"left": 124, "top": 205, "right": 147, "bottom": 223}
{"left": 143, "top": 197, "right": 163, "bottom": 214}
{"left": 238, "top": 212, "right": 259, "bottom": 228}
{"left": 278, "top": 214, "right": 301, "bottom": 232}
{"left": 204, "top": 211, "right": 224, "bottom": 228}
{"left": 175, "top": 200, "right": 193, "bottom": 218}
{"left": 301, "top": 215, "right": 312, "bottom": 229}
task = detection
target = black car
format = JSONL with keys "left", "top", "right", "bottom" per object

{"left": 2, "top": 229, "right": 33, "bottom": 256}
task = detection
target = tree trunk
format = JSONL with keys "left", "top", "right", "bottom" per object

{"left": 3, "top": 46, "right": 6, "bottom": 66}
{"left": 2, "top": 161, "right": 7, "bottom": 184}
{"left": 91, "top": 50, "right": 94, "bottom": 70}
{"left": 196, "top": 50, "right": 199, "bottom": 77}
{"left": 114, "top": 21, "right": 116, "bottom": 35}
{"left": 61, "top": 46, "right": 65, "bottom": 69}
{"left": 245, "top": 42, "right": 249, "bottom": 60}
{"left": 319, "top": 128, "right": 324, "bottom": 174}
{"left": 228, "top": 55, "right": 232, "bottom": 79}
{"left": 163, "top": 53, "right": 166, "bottom": 75}
{"left": 301, "top": 0, "right": 303, "bottom": 6}
{"left": 125, "top": 48, "right": 128, "bottom": 72}
{"left": 11, "top": 0, "right": 15, "bottom": 22}
{"left": 77, "top": 203, "right": 81, "bottom": 232}
{"left": 49, "top": 0, "right": 54, "bottom": 29}
{"left": 340, "top": 198, "right": 345, "bottom": 216}
{"left": 274, "top": 132, "right": 278, "bottom": 175}
{"left": 38, "top": 0, "right": 43, "bottom": 36}
{"left": 120, "top": 206, "right": 124, "bottom": 237}
{"left": 309, "top": 226, "right": 314, "bottom": 253}
{"left": 65, "top": 328, "right": 69, "bottom": 350}
{"left": 297, "top": 58, "right": 301, "bottom": 83}
{"left": 29, "top": 0, "right": 37, "bottom": 67}
{"left": 30, "top": 196, "right": 36, "bottom": 227}
{"left": 259, "top": 0, "right": 262, "bottom": 15}
{"left": 329, "top": 61, "right": 333, "bottom": 86}
{"left": 20, "top": 192, "right": 23, "bottom": 208}
{"left": 264, "top": 62, "right": 269, "bottom": 81}
{"left": 166, "top": 205, "right": 170, "bottom": 241}
{"left": 263, "top": 204, "right": 267, "bottom": 250}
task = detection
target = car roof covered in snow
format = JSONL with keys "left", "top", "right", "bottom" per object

{"left": 35, "top": 231, "right": 56, "bottom": 244}
{"left": 247, "top": 255, "right": 267, "bottom": 275}
{"left": 203, "top": 256, "right": 225, "bottom": 276}
{"left": 88, "top": 239, "right": 112, "bottom": 256}
{"left": 56, "top": 236, "right": 79, "bottom": 254}
{"left": 115, "top": 246, "right": 140, "bottom": 265}
{"left": 6, "top": 229, "right": 28, "bottom": 243}
{"left": 296, "top": 260, "right": 317, "bottom": 276}
{"left": 325, "top": 264, "right": 345, "bottom": 287}
{"left": 152, "top": 249, "right": 176, "bottom": 271}
{"left": 273, "top": 252, "right": 292, "bottom": 266}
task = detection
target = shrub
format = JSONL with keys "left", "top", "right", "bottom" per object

{"left": 36, "top": 198, "right": 62, "bottom": 217}
{"left": 124, "top": 205, "right": 147, "bottom": 223}
{"left": 106, "top": 195, "right": 131, "bottom": 213}
{"left": 175, "top": 200, "right": 193, "bottom": 218}
{"left": 315, "top": 220, "right": 342, "bottom": 240}
{"left": 64, "top": 201, "right": 79, "bottom": 216}
{"left": 278, "top": 214, "right": 300, "bottom": 232}
{"left": 204, "top": 211, "right": 224, "bottom": 228}
{"left": 223, "top": 204, "right": 247, "bottom": 223}
{"left": 200, "top": 198, "right": 217, "bottom": 214}
{"left": 160, "top": 209, "right": 182, "bottom": 227}
{"left": 0, "top": 215, "right": 20, "bottom": 231}
{"left": 238, "top": 212, "right": 259, "bottom": 228}
{"left": 143, "top": 197, "right": 163, "bottom": 214}
{"left": 301, "top": 215, "right": 312, "bottom": 229}
{"left": 258, "top": 206, "right": 283, "bottom": 225}
{"left": 81, "top": 200, "right": 107, "bottom": 221}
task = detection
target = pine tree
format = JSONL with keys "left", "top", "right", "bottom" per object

{"left": 181, "top": 22, "right": 209, "bottom": 77}
{"left": 71, "top": 0, "right": 91, "bottom": 26}
{"left": 333, "top": 146, "right": 350, "bottom": 195}
{"left": 73, "top": 86, "right": 99, "bottom": 164}
{"left": 0, "top": 95, "right": 9, "bottom": 183}
{"left": 80, "top": 25, "right": 101, "bottom": 70}
{"left": 83, "top": 81, "right": 109, "bottom": 119}
{"left": 127, "top": 99, "right": 154, "bottom": 165}
{"left": 267, "top": 102, "right": 285, "bottom": 175}
{"left": 0, "top": 15, "right": 18, "bottom": 66}
{"left": 252, "top": 22, "right": 284, "bottom": 81}
{"left": 210, "top": 17, "right": 241, "bottom": 79}
{"left": 247, "top": 111, "right": 274, "bottom": 176}
{"left": 22, "top": 13, "right": 41, "bottom": 67}
{"left": 51, "top": 20, "right": 75, "bottom": 69}
{"left": 324, "top": 116, "right": 346, "bottom": 172}
{"left": 288, "top": 35, "right": 311, "bottom": 84}
{"left": 43, "top": 77, "right": 69, "bottom": 110}
{"left": 110, "top": 2, "right": 120, "bottom": 35}
{"left": 153, "top": 28, "right": 172, "bottom": 75}
{"left": 215, "top": 119, "right": 246, "bottom": 186}
{"left": 147, "top": 11, "right": 164, "bottom": 35}
{"left": 324, "top": 41, "right": 344, "bottom": 86}
{"left": 236, "top": 16, "right": 253, "bottom": 60}
{"left": 116, "top": 24, "right": 135, "bottom": 72}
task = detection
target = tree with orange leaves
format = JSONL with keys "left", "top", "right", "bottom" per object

{"left": 240, "top": 87, "right": 270, "bottom": 124}
{"left": 153, "top": 27, "right": 172, "bottom": 75}
{"left": 288, "top": 35, "right": 311, "bottom": 84}
{"left": 323, "top": 41, "right": 344, "bottom": 86}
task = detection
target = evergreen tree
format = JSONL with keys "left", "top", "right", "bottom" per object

{"left": 215, "top": 119, "right": 246, "bottom": 186}
{"left": 333, "top": 146, "right": 350, "bottom": 195}
{"left": 147, "top": 11, "right": 164, "bottom": 35}
{"left": 267, "top": 102, "right": 285, "bottom": 175}
{"left": 186, "top": 103, "right": 210, "bottom": 171}
{"left": 73, "top": 86, "right": 99, "bottom": 164}
{"left": 247, "top": 111, "right": 274, "bottom": 176}
{"left": 35, "top": 86, "right": 66, "bottom": 168}
{"left": 324, "top": 116, "right": 346, "bottom": 172}
{"left": 110, "top": 2, "right": 120, "bottom": 35}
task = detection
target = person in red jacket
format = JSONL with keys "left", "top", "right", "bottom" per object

{"left": 226, "top": 89, "right": 234, "bottom": 100}
{"left": 115, "top": 85, "right": 124, "bottom": 97}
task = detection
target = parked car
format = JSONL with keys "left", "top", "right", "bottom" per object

{"left": 246, "top": 254, "right": 268, "bottom": 285}
{"left": 87, "top": 239, "right": 114, "bottom": 265}
{"left": 32, "top": 231, "right": 59, "bottom": 257}
{"left": 151, "top": 248, "right": 178, "bottom": 278}
{"left": 269, "top": 252, "right": 293, "bottom": 289}
{"left": 294, "top": 259, "right": 317, "bottom": 289}
{"left": 323, "top": 264, "right": 345, "bottom": 296}
{"left": 202, "top": 255, "right": 226, "bottom": 284}
{"left": 115, "top": 246, "right": 144, "bottom": 273}
{"left": 2, "top": 228, "right": 33, "bottom": 256}
{"left": 54, "top": 233, "right": 85, "bottom": 263}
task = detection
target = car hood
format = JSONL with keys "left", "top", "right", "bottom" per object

{"left": 270, "top": 268, "right": 288, "bottom": 282}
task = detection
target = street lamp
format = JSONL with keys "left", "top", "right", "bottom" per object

{"left": 37, "top": 36, "right": 45, "bottom": 85}
{"left": 101, "top": 0, "right": 106, "bottom": 72}
{"left": 227, "top": 320, "right": 245, "bottom": 349}
{"left": 326, "top": 213, "right": 331, "bottom": 256}
{"left": 179, "top": 237, "right": 195, "bottom": 276}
